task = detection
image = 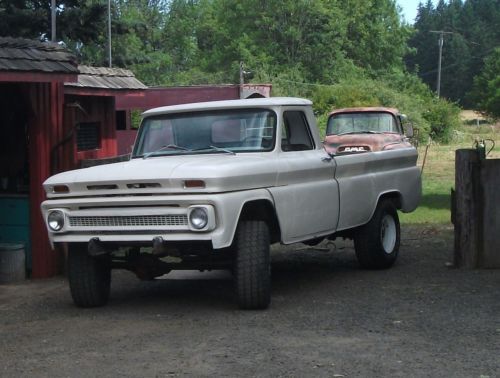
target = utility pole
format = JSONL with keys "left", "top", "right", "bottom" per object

{"left": 108, "top": 0, "right": 112, "bottom": 67}
{"left": 239, "top": 61, "right": 244, "bottom": 86}
{"left": 430, "top": 30, "right": 453, "bottom": 97}
{"left": 51, "top": 0, "right": 56, "bottom": 42}
{"left": 436, "top": 32, "right": 443, "bottom": 97}
{"left": 239, "top": 62, "right": 244, "bottom": 98}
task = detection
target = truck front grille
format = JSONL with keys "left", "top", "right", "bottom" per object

{"left": 69, "top": 215, "right": 188, "bottom": 228}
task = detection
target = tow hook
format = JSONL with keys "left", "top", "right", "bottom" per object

{"left": 152, "top": 236, "right": 167, "bottom": 256}
{"left": 88, "top": 237, "right": 108, "bottom": 257}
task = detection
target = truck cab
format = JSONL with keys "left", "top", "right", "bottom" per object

{"left": 324, "top": 107, "right": 414, "bottom": 155}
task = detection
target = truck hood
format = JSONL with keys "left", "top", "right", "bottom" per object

{"left": 324, "top": 133, "right": 412, "bottom": 154}
{"left": 43, "top": 153, "right": 279, "bottom": 198}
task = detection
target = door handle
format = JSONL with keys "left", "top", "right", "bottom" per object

{"left": 321, "top": 156, "right": 332, "bottom": 162}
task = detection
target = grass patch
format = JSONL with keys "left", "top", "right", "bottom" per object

{"left": 399, "top": 179, "right": 453, "bottom": 224}
{"left": 399, "top": 117, "right": 499, "bottom": 225}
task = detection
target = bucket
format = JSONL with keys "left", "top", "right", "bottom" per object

{"left": 0, "top": 243, "right": 25, "bottom": 283}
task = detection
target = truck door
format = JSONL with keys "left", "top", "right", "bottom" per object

{"left": 269, "top": 109, "right": 340, "bottom": 243}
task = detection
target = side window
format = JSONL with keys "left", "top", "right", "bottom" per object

{"left": 281, "top": 111, "right": 314, "bottom": 152}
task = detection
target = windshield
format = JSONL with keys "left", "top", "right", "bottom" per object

{"left": 133, "top": 108, "right": 277, "bottom": 158}
{"left": 326, "top": 112, "right": 400, "bottom": 135}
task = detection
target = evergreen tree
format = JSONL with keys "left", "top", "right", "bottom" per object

{"left": 407, "top": 0, "right": 500, "bottom": 105}
{"left": 468, "top": 48, "right": 500, "bottom": 118}
{"left": 0, "top": 0, "right": 107, "bottom": 43}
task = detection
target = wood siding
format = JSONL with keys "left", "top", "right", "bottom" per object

{"left": 28, "top": 82, "right": 65, "bottom": 278}
{"left": 27, "top": 88, "right": 119, "bottom": 278}
{"left": 64, "top": 95, "right": 118, "bottom": 164}
{"left": 115, "top": 86, "right": 241, "bottom": 110}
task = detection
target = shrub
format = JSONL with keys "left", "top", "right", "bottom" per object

{"left": 269, "top": 71, "right": 461, "bottom": 143}
{"left": 423, "top": 98, "right": 461, "bottom": 143}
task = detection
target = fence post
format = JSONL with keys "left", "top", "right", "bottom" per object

{"left": 454, "top": 149, "right": 481, "bottom": 268}
{"left": 479, "top": 159, "right": 500, "bottom": 268}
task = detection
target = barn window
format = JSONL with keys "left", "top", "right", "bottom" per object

{"left": 116, "top": 110, "right": 126, "bottom": 130}
{"left": 77, "top": 122, "right": 100, "bottom": 151}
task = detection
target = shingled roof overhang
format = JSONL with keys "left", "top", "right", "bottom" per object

{"left": 64, "top": 65, "right": 147, "bottom": 96}
{"left": 0, "top": 37, "right": 78, "bottom": 83}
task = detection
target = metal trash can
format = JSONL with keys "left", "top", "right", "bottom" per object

{"left": 0, "top": 243, "right": 25, "bottom": 283}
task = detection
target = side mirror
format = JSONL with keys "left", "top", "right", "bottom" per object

{"left": 403, "top": 123, "right": 414, "bottom": 138}
{"left": 322, "top": 141, "right": 336, "bottom": 156}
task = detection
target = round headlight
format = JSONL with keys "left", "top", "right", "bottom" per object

{"left": 48, "top": 211, "right": 65, "bottom": 231}
{"left": 189, "top": 207, "right": 208, "bottom": 230}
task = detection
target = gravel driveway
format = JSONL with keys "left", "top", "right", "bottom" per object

{"left": 0, "top": 225, "right": 498, "bottom": 377}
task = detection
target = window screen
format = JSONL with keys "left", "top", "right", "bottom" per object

{"left": 77, "top": 122, "right": 100, "bottom": 151}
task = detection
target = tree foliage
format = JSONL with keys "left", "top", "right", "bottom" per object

{"left": 0, "top": 0, "right": 108, "bottom": 43}
{"left": 407, "top": 0, "right": 500, "bottom": 106}
{"left": 0, "top": 0, "right": 415, "bottom": 82}
{"left": 0, "top": 0, "right": 466, "bottom": 142}
{"left": 468, "top": 48, "right": 500, "bottom": 119}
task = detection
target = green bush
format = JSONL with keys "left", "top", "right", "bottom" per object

{"left": 269, "top": 71, "right": 461, "bottom": 143}
{"left": 423, "top": 98, "right": 461, "bottom": 143}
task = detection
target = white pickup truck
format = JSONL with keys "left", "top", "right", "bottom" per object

{"left": 41, "top": 98, "right": 421, "bottom": 309}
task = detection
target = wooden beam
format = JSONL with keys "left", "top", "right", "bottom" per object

{"left": 63, "top": 87, "right": 146, "bottom": 97}
{"left": 0, "top": 71, "right": 77, "bottom": 83}
{"left": 454, "top": 149, "right": 481, "bottom": 268}
{"left": 479, "top": 160, "right": 500, "bottom": 268}
{"left": 28, "top": 82, "right": 65, "bottom": 278}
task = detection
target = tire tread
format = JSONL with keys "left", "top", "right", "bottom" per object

{"left": 234, "top": 220, "right": 271, "bottom": 309}
{"left": 68, "top": 244, "right": 111, "bottom": 307}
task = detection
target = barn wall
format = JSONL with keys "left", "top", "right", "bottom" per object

{"left": 64, "top": 95, "right": 117, "bottom": 165}
{"left": 115, "top": 86, "right": 240, "bottom": 111}
{"left": 28, "top": 82, "right": 65, "bottom": 278}
{"left": 117, "top": 129, "right": 138, "bottom": 155}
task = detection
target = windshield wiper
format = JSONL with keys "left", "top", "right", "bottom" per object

{"left": 192, "top": 145, "right": 236, "bottom": 155}
{"left": 336, "top": 131, "right": 382, "bottom": 136}
{"left": 142, "top": 144, "right": 189, "bottom": 159}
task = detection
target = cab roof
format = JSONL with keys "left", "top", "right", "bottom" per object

{"left": 143, "top": 97, "right": 312, "bottom": 117}
{"left": 329, "top": 107, "right": 400, "bottom": 117}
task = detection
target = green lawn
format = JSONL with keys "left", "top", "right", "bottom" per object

{"left": 399, "top": 119, "right": 499, "bottom": 225}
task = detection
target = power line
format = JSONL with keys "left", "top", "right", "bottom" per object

{"left": 416, "top": 45, "right": 497, "bottom": 77}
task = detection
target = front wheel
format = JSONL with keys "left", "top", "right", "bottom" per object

{"left": 354, "top": 199, "right": 400, "bottom": 269}
{"left": 67, "top": 243, "right": 111, "bottom": 307}
{"left": 233, "top": 220, "right": 271, "bottom": 309}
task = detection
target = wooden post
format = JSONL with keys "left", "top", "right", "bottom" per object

{"left": 479, "top": 160, "right": 500, "bottom": 268}
{"left": 454, "top": 149, "right": 481, "bottom": 268}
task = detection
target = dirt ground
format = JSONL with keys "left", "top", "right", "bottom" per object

{"left": 0, "top": 225, "right": 498, "bottom": 378}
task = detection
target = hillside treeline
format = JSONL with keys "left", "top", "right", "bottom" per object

{"left": 1, "top": 0, "right": 498, "bottom": 138}
{"left": 407, "top": 0, "right": 500, "bottom": 109}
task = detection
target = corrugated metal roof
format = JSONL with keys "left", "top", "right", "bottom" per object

{"left": 0, "top": 37, "right": 78, "bottom": 74}
{"left": 65, "top": 65, "right": 147, "bottom": 90}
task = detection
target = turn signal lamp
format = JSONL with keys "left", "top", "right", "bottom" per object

{"left": 183, "top": 180, "right": 206, "bottom": 189}
{"left": 52, "top": 185, "right": 69, "bottom": 194}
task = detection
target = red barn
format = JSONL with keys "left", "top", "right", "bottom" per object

{"left": 0, "top": 38, "right": 146, "bottom": 278}
{"left": 0, "top": 37, "right": 79, "bottom": 278}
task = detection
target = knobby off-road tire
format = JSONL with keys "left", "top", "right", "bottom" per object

{"left": 354, "top": 199, "right": 400, "bottom": 269}
{"left": 68, "top": 243, "right": 111, "bottom": 307}
{"left": 234, "top": 220, "right": 271, "bottom": 310}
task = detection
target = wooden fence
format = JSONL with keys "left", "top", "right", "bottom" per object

{"left": 453, "top": 149, "right": 500, "bottom": 268}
